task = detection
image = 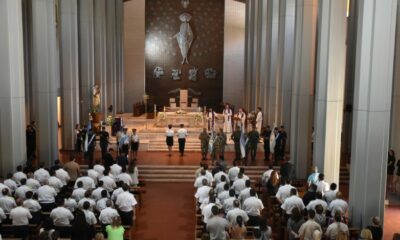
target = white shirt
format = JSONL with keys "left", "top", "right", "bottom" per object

{"left": 83, "top": 209, "right": 97, "bottom": 225}
{"left": 10, "top": 206, "right": 32, "bottom": 226}
{"left": 34, "top": 168, "right": 50, "bottom": 184}
{"left": 324, "top": 190, "right": 337, "bottom": 204}
{"left": 96, "top": 198, "right": 108, "bottom": 212}
{"left": 50, "top": 207, "right": 74, "bottom": 226}
{"left": 92, "top": 187, "right": 109, "bottom": 201}
{"left": 200, "top": 198, "right": 221, "bottom": 210}
{"left": 281, "top": 195, "right": 305, "bottom": 214}
{"left": 48, "top": 176, "right": 63, "bottom": 193}
{"left": 131, "top": 133, "right": 139, "bottom": 143}
{"left": 130, "top": 166, "right": 139, "bottom": 185}
{"left": 38, "top": 185, "right": 57, "bottom": 203}
{"left": 214, "top": 172, "right": 229, "bottom": 184}
{"left": 194, "top": 176, "right": 209, "bottom": 188}
{"left": 243, "top": 196, "right": 264, "bottom": 216}
{"left": 195, "top": 185, "right": 212, "bottom": 203}
{"left": 26, "top": 178, "right": 41, "bottom": 192}
{"left": 316, "top": 180, "right": 330, "bottom": 195}
{"left": 201, "top": 202, "right": 216, "bottom": 224}
{"left": 261, "top": 169, "right": 274, "bottom": 184}
{"left": 72, "top": 188, "right": 86, "bottom": 202}
{"left": 0, "top": 196, "right": 17, "bottom": 213}
{"left": 99, "top": 176, "right": 116, "bottom": 192}
{"left": 215, "top": 181, "right": 228, "bottom": 195}
{"left": 228, "top": 167, "right": 240, "bottom": 182}
{"left": 110, "top": 164, "right": 122, "bottom": 177}
{"left": 325, "top": 222, "right": 349, "bottom": 240}
{"left": 307, "top": 199, "right": 328, "bottom": 212}
{"left": 64, "top": 198, "right": 77, "bottom": 213}
{"left": 217, "top": 190, "right": 230, "bottom": 204}
{"left": 99, "top": 207, "right": 119, "bottom": 224}
{"left": 117, "top": 173, "right": 133, "bottom": 186}
{"left": 55, "top": 169, "right": 70, "bottom": 186}
{"left": 13, "top": 171, "right": 27, "bottom": 184}
{"left": 0, "top": 183, "right": 10, "bottom": 197}
{"left": 276, "top": 184, "right": 295, "bottom": 202}
{"left": 87, "top": 170, "right": 99, "bottom": 184}
{"left": 0, "top": 208, "right": 6, "bottom": 223}
{"left": 223, "top": 197, "right": 236, "bottom": 213}
{"left": 74, "top": 176, "right": 95, "bottom": 190}
{"left": 206, "top": 216, "right": 229, "bottom": 240}
{"left": 4, "top": 179, "right": 18, "bottom": 192}
{"left": 15, "top": 185, "right": 32, "bottom": 200}
{"left": 256, "top": 111, "right": 262, "bottom": 122}
{"left": 93, "top": 164, "right": 105, "bottom": 177}
{"left": 329, "top": 199, "right": 348, "bottom": 217}
{"left": 23, "top": 199, "right": 42, "bottom": 212}
{"left": 177, "top": 128, "right": 188, "bottom": 139}
{"left": 166, "top": 129, "right": 174, "bottom": 137}
{"left": 232, "top": 178, "right": 246, "bottom": 195}
{"left": 112, "top": 188, "right": 124, "bottom": 201}
{"left": 298, "top": 219, "right": 322, "bottom": 240}
{"left": 116, "top": 191, "right": 137, "bottom": 212}
{"left": 226, "top": 207, "right": 249, "bottom": 225}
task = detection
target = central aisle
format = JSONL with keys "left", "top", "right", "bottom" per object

{"left": 131, "top": 182, "right": 196, "bottom": 240}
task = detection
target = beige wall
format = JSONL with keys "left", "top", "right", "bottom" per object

{"left": 223, "top": 0, "right": 246, "bottom": 109}
{"left": 123, "top": 0, "right": 145, "bottom": 112}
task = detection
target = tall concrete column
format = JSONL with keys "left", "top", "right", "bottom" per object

{"left": 277, "top": 0, "right": 295, "bottom": 135}
{"left": 31, "top": 0, "right": 59, "bottom": 166}
{"left": 390, "top": 2, "right": 400, "bottom": 157}
{"left": 60, "top": 0, "right": 80, "bottom": 150}
{"left": 290, "top": 0, "right": 318, "bottom": 179}
{"left": 313, "top": 0, "right": 347, "bottom": 184}
{"left": 0, "top": 0, "right": 27, "bottom": 175}
{"left": 106, "top": 0, "right": 117, "bottom": 114}
{"left": 94, "top": 0, "right": 108, "bottom": 115}
{"left": 78, "top": 0, "right": 95, "bottom": 124}
{"left": 115, "top": 0, "right": 124, "bottom": 113}
{"left": 349, "top": 0, "right": 397, "bottom": 228}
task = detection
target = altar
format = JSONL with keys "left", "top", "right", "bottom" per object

{"left": 156, "top": 111, "right": 204, "bottom": 127}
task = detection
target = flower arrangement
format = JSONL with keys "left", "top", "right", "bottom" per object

{"left": 194, "top": 112, "right": 203, "bottom": 123}
{"left": 105, "top": 115, "right": 115, "bottom": 126}
{"left": 176, "top": 110, "right": 187, "bottom": 115}
{"left": 158, "top": 112, "right": 166, "bottom": 120}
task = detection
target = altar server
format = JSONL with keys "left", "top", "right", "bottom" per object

{"left": 236, "top": 108, "right": 247, "bottom": 132}
{"left": 130, "top": 128, "right": 140, "bottom": 161}
{"left": 207, "top": 108, "right": 217, "bottom": 132}
{"left": 165, "top": 124, "right": 174, "bottom": 156}
{"left": 223, "top": 105, "right": 233, "bottom": 133}
{"left": 256, "top": 107, "right": 263, "bottom": 133}
{"left": 177, "top": 124, "right": 188, "bottom": 156}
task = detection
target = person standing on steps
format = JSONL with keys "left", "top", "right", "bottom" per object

{"left": 231, "top": 126, "right": 242, "bottom": 162}
{"left": 177, "top": 124, "right": 188, "bottom": 157}
{"left": 99, "top": 126, "right": 109, "bottom": 158}
{"left": 165, "top": 124, "right": 174, "bottom": 156}
{"left": 199, "top": 128, "right": 210, "bottom": 160}
{"left": 130, "top": 128, "right": 139, "bottom": 161}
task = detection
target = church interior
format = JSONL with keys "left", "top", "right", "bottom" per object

{"left": 0, "top": 0, "right": 400, "bottom": 239}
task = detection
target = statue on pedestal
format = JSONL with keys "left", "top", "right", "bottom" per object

{"left": 92, "top": 84, "right": 101, "bottom": 112}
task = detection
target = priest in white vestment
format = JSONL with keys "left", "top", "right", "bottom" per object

{"left": 223, "top": 105, "right": 232, "bottom": 133}
{"left": 256, "top": 107, "right": 263, "bottom": 133}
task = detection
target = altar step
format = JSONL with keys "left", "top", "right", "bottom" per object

{"left": 138, "top": 165, "right": 267, "bottom": 183}
{"left": 147, "top": 139, "right": 201, "bottom": 151}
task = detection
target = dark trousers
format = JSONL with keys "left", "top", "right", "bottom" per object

{"left": 263, "top": 143, "right": 270, "bottom": 160}
{"left": 119, "top": 210, "right": 133, "bottom": 226}
{"left": 247, "top": 215, "right": 260, "bottom": 226}
{"left": 14, "top": 225, "right": 30, "bottom": 239}
{"left": 101, "top": 143, "right": 108, "bottom": 157}
{"left": 40, "top": 202, "right": 56, "bottom": 212}
{"left": 84, "top": 149, "right": 95, "bottom": 169}
{"left": 234, "top": 142, "right": 241, "bottom": 160}
{"left": 250, "top": 145, "right": 257, "bottom": 161}
{"left": 178, "top": 138, "right": 186, "bottom": 154}
{"left": 55, "top": 225, "right": 71, "bottom": 238}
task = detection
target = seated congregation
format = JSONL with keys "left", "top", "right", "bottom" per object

{"left": 194, "top": 162, "right": 383, "bottom": 240}
{"left": 0, "top": 154, "right": 140, "bottom": 240}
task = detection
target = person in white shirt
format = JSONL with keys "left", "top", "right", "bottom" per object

{"left": 93, "top": 161, "right": 105, "bottom": 177}
{"left": 115, "top": 184, "right": 137, "bottom": 225}
{"left": 110, "top": 163, "right": 122, "bottom": 177}
{"left": 261, "top": 166, "right": 274, "bottom": 186}
{"left": 177, "top": 124, "right": 188, "bottom": 156}
{"left": 276, "top": 179, "right": 296, "bottom": 204}
{"left": 316, "top": 173, "right": 330, "bottom": 195}
{"left": 26, "top": 173, "right": 41, "bottom": 192}
{"left": 222, "top": 104, "right": 233, "bottom": 134}
{"left": 206, "top": 205, "right": 229, "bottom": 240}
{"left": 4, "top": 174, "right": 18, "bottom": 193}
{"left": 74, "top": 173, "right": 95, "bottom": 190}
{"left": 238, "top": 180, "right": 253, "bottom": 204}
{"left": 15, "top": 178, "right": 32, "bottom": 200}
{"left": 202, "top": 164, "right": 214, "bottom": 183}
{"left": 307, "top": 192, "right": 328, "bottom": 213}
{"left": 215, "top": 178, "right": 228, "bottom": 195}
{"left": 72, "top": 181, "right": 86, "bottom": 202}
{"left": 48, "top": 170, "right": 63, "bottom": 193}
{"left": 217, "top": 184, "right": 230, "bottom": 204}
{"left": 55, "top": 168, "right": 70, "bottom": 186}
{"left": 92, "top": 181, "right": 109, "bottom": 201}
{"left": 117, "top": 168, "right": 133, "bottom": 186}
{"left": 232, "top": 173, "right": 247, "bottom": 195}
{"left": 281, "top": 188, "right": 305, "bottom": 215}
{"left": 111, "top": 181, "right": 125, "bottom": 201}
{"left": 128, "top": 161, "right": 140, "bottom": 187}
{"left": 201, "top": 196, "right": 218, "bottom": 224}
{"left": 0, "top": 188, "right": 16, "bottom": 213}
{"left": 165, "top": 124, "right": 174, "bottom": 156}
{"left": 38, "top": 182, "right": 57, "bottom": 212}
{"left": 228, "top": 164, "right": 240, "bottom": 182}
{"left": 325, "top": 211, "right": 349, "bottom": 240}
{"left": 324, "top": 183, "right": 338, "bottom": 205}
{"left": 130, "top": 128, "right": 140, "bottom": 161}
{"left": 82, "top": 201, "right": 97, "bottom": 225}
{"left": 226, "top": 200, "right": 249, "bottom": 225}
{"left": 194, "top": 170, "right": 209, "bottom": 188}
{"left": 87, "top": 168, "right": 99, "bottom": 185}
{"left": 99, "top": 170, "right": 116, "bottom": 192}
{"left": 13, "top": 166, "right": 27, "bottom": 184}
{"left": 214, "top": 170, "right": 229, "bottom": 185}
{"left": 10, "top": 199, "right": 32, "bottom": 239}
{"left": 0, "top": 207, "right": 6, "bottom": 223}
{"left": 96, "top": 190, "right": 110, "bottom": 212}
{"left": 0, "top": 182, "right": 10, "bottom": 197}
{"left": 242, "top": 189, "right": 264, "bottom": 226}
{"left": 255, "top": 107, "right": 263, "bottom": 133}
{"left": 78, "top": 190, "right": 96, "bottom": 211}
{"left": 63, "top": 191, "right": 78, "bottom": 213}
{"left": 195, "top": 179, "right": 212, "bottom": 204}
{"left": 50, "top": 198, "right": 74, "bottom": 235}
{"left": 298, "top": 209, "right": 323, "bottom": 240}
{"left": 23, "top": 191, "right": 41, "bottom": 224}
{"left": 328, "top": 192, "right": 348, "bottom": 217}
{"left": 99, "top": 200, "right": 120, "bottom": 226}
{"left": 223, "top": 190, "right": 237, "bottom": 213}
{"left": 34, "top": 164, "right": 50, "bottom": 184}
